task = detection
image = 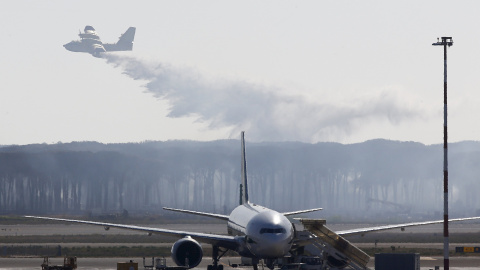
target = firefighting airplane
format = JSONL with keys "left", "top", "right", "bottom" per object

{"left": 63, "top": 26, "right": 135, "bottom": 57}
{"left": 25, "top": 132, "right": 480, "bottom": 270}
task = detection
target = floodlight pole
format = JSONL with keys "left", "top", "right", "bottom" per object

{"left": 432, "top": 36, "right": 453, "bottom": 270}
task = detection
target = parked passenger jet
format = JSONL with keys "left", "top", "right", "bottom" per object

{"left": 63, "top": 26, "right": 136, "bottom": 57}
{"left": 25, "top": 132, "right": 480, "bottom": 270}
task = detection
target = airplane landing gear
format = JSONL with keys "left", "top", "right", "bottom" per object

{"left": 207, "top": 265, "right": 223, "bottom": 270}
{"left": 252, "top": 258, "right": 259, "bottom": 270}
{"left": 207, "top": 245, "right": 228, "bottom": 270}
{"left": 265, "top": 259, "right": 275, "bottom": 270}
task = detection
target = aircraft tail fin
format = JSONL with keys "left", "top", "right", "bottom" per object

{"left": 240, "top": 131, "right": 249, "bottom": 205}
{"left": 116, "top": 27, "right": 136, "bottom": 50}
{"left": 104, "top": 27, "right": 136, "bottom": 51}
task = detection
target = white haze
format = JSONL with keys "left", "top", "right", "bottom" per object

{"left": 104, "top": 54, "right": 427, "bottom": 142}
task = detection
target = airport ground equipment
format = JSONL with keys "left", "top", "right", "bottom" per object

{"left": 117, "top": 260, "right": 138, "bottom": 270}
{"left": 143, "top": 257, "right": 189, "bottom": 270}
{"left": 374, "top": 253, "right": 419, "bottom": 270}
{"left": 297, "top": 219, "right": 370, "bottom": 270}
{"left": 41, "top": 256, "right": 77, "bottom": 270}
{"left": 279, "top": 262, "right": 311, "bottom": 270}
{"left": 277, "top": 256, "right": 325, "bottom": 270}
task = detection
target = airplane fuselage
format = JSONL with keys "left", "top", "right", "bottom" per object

{"left": 64, "top": 26, "right": 135, "bottom": 57}
{"left": 227, "top": 203, "right": 294, "bottom": 259}
{"left": 63, "top": 39, "right": 105, "bottom": 54}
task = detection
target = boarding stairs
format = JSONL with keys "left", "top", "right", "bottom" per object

{"left": 296, "top": 219, "right": 370, "bottom": 270}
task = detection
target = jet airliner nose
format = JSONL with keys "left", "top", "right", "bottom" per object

{"left": 245, "top": 211, "right": 294, "bottom": 258}
{"left": 63, "top": 41, "right": 79, "bottom": 52}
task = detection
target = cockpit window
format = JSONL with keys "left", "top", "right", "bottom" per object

{"left": 260, "top": 228, "right": 286, "bottom": 234}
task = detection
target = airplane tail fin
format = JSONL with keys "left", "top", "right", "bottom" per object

{"left": 116, "top": 27, "right": 136, "bottom": 50}
{"left": 240, "top": 131, "right": 249, "bottom": 205}
{"left": 104, "top": 27, "right": 136, "bottom": 51}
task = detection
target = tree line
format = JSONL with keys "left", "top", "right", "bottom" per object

{"left": 1, "top": 139, "right": 479, "bottom": 221}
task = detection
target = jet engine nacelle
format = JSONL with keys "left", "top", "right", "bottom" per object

{"left": 171, "top": 236, "right": 203, "bottom": 268}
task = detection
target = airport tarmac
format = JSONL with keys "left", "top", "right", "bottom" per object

{"left": 1, "top": 256, "right": 480, "bottom": 269}
{"left": 2, "top": 222, "right": 480, "bottom": 269}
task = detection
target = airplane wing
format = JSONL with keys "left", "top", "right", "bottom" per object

{"left": 282, "top": 208, "right": 323, "bottom": 216}
{"left": 162, "top": 207, "right": 322, "bottom": 219}
{"left": 24, "top": 215, "right": 239, "bottom": 250}
{"left": 336, "top": 216, "right": 480, "bottom": 236}
{"left": 163, "top": 207, "right": 230, "bottom": 221}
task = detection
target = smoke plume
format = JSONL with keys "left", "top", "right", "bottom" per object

{"left": 104, "top": 54, "right": 424, "bottom": 142}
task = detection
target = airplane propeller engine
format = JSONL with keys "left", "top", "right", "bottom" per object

{"left": 171, "top": 236, "right": 203, "bottom": 268}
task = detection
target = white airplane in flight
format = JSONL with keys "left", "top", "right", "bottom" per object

{"left": 63, "top": 26, "right": 136, "bottom": 57}
{"left": 26, "top": 132, "right": 480, "bottom": 270}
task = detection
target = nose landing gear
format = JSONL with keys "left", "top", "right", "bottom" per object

{"left": 265, "top": 259, "right": 275, "bottom": 270}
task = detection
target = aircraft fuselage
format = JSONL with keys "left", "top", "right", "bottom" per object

{"left": 64, "top": 26, "right": 135, "bottom": 57}
{"left": 228, "top": 203, "right": 294, "bottom": 258}
{"left": 63, "top": 39, "right": 104, "bottom": 53}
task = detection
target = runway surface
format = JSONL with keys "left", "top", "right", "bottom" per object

{"left": 2, "top": 256, "right": 480, "bottom": 269}
{"left": 2, "top": 222, "right": 480, "bottom": 269}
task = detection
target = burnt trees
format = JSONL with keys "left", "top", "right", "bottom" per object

{"left": 0, "top": 140, "right": 480, "bottom": 218}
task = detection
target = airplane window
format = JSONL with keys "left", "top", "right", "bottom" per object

{"left": 260, "top": 228, "right": 286, "bottom": 234}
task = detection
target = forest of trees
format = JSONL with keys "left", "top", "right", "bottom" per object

{"left": 1, "top": 139, "right": 480, "bottom": 221}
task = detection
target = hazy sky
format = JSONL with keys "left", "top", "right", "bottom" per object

{"left": 1, "top": 1, "right": 480, "bottom": 145}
